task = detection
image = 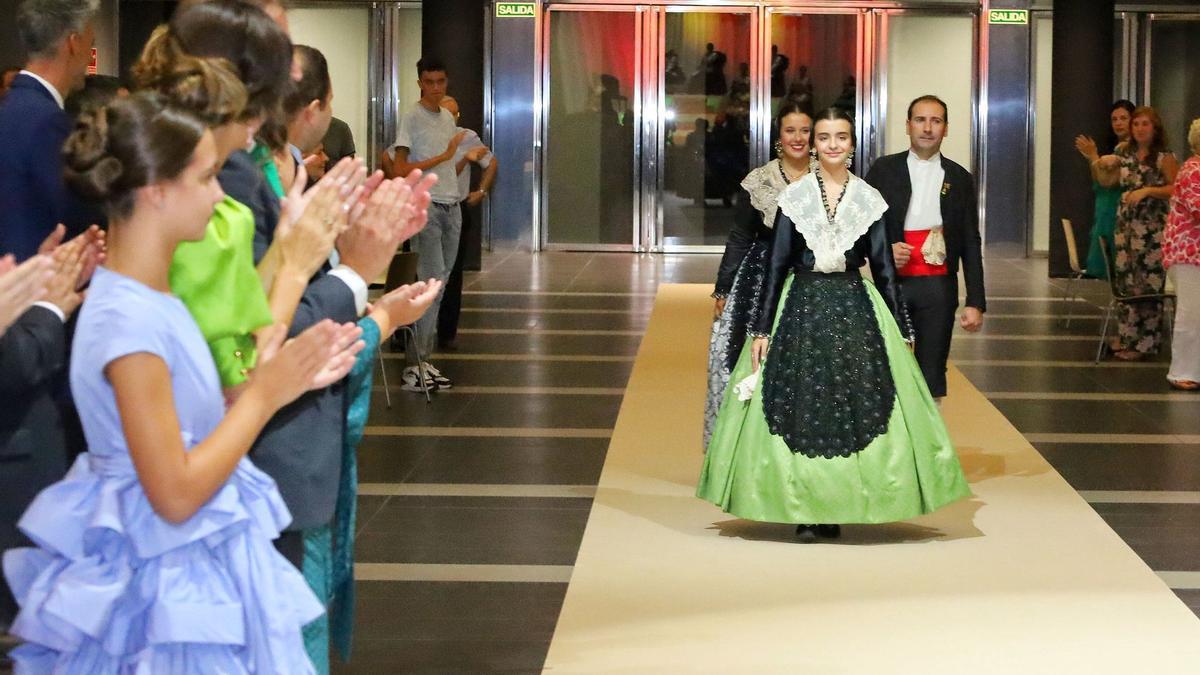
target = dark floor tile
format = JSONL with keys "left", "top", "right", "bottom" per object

{"left": 958, "top": 365, "right": 1105, "bottom": 393}
{"left": 456, "top": 393, "right": 622, "bottom": 429}
{"left": 1091, "top": 502, "right": 1200, "bottom": 572}
{"left": 366, "top": 390, "right": 476, "bottom": 427}
{"left": 457, "top": 311, "right": 649, "bottom": 331}
{"left": 403, "top": 436, "right": 610, "bottom": 485}
{"left": 382, "top": 358, "right": 634, "bottom": 389}
{"left": 462, "top": 293, "right": 656, "bottom": 311}
{"left": 1036, "top": 442, "right": 1200, "bottom": 491}
{"left": 355, "top": 496, "right": 592, "bottom": 565}
{"left": 333, "top": 639, "right": 547, "bottom": 675}
{"left": 350, "top": 581, "right": 565, "bottom": 641}
{"left": 978, "top": 299, "right": 1102, "bottom": 316}
{"left": 1173, "top": 590, "right": 1200, "bottom": 619}
{"left": 959, "top": 316, "right": 1102, "bottom": 334}
{"left": 949, "top": 338, "right": 1104, "bottom": 361}
{"left": 356, "top": 495, "right": 390, "bottom": 534}
{"left": 990, "top": 399, "right": 1173, "bottom": 434}
{"left": 1090, "top": 368, "right": 1179, "bottom": 394}
{"left": 448, "top": 332, "right": 643, "bottom": 356}
{"left": 1121, "top": 400, "right": 1200, "bottom": 434}
{"left": 357, "top": 436, "right": 439, "bottom": 483}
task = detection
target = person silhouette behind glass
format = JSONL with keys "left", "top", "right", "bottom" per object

{"left": 770, "top": 45, "right": 789, "bottom": 98}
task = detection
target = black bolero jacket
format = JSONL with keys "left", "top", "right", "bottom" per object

{"left": 752, "top": 210, "right": 907, "bottom": 338}
{"left": 714, "top": 188, "right": 773, "bottom": 296}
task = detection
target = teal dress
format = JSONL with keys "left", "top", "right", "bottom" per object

{"left": 1086, "top": 181, "right": 1121, "bottom": 278}
{"left": 698, "top": 174, "right": 970, "bottom": 524}
{"left": 302, "top": 317, "right": 380, "bottom": 672}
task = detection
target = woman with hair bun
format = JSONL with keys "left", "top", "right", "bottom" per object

{"left": 704, "top": 101, "right": 813, "bottom": 448}
{"left": 698, "top": 107, "right": 969, "bottom": 539}
{"left": 134, "top": 7, "right": 356, "bottom": 394}
{"left": 2, "top": 92, "right": 366, "bottom": 672}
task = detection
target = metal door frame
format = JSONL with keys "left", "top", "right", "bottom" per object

{"left": 538, "top": 4, "right": 645, "bottom": 252}
{"left": 531, "top": 1, "right": 984, "bottom": 253}
{"left": 653, "top": 4, "right": 763, "bottom": 253}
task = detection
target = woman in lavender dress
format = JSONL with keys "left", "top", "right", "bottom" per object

{"left": 3, "top": 92, "right": 363, "bottom": 672}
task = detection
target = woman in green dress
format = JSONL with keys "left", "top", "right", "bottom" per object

{"left": 1075, "top": 100, "right": 1135, "bottom": 278}
{"left": 698, "top": 107, "right": 970, "bottom": 539}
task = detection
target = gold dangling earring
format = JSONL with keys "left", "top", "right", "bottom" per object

{"left": 809, "top": 147, "right": 819, "bottom": 174}
{"left": 774, "top": 139, "right": 784, "bottom": 157}
{"left": 846, "top": 150, "right": 855, "bottom": 170}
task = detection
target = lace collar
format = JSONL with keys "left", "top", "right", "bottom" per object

{"left": 740, "top": 159, "right": 790, "bottom": 228}
{"left": 777, "top": 172, "right": 889, "bottom": 273}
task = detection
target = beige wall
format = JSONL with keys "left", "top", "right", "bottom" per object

{"left": 1033, "top": 16, "right": 1053, "bottom": 254}
{"left": 393, "top": 7, "right": 424, "bottom": 127}
{"left": 884, "top": 13, "right": 974, "bottom": 166}
{"left": 289, "top": 6, "right": 371, "bottom": 157}
{"left": 94, "top": 0, "right": 119, "bottom": 76}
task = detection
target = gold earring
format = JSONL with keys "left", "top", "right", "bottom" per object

{"left": 774, "top": 139, "right": 784, "bottom": 156}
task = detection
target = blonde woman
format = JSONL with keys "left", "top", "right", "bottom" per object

{"left": 1163, "top": 118, "right": 1200, "bottom": 389}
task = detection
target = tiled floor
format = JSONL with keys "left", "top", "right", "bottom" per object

{"left": 327, "top": 249, "right": 1198, "bottom": 672}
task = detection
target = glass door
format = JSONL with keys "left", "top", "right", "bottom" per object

{"left": 765, "top": 8, "right": 867, "bottom": 169}
{"left": 541, "top": 6, "right": 642, "bottom": 250}
{"left": 654, "top": 6, "right": 759, "bottom": 251}
{"left": 1146, "top": 14, "right": 1200, "bottom": 161}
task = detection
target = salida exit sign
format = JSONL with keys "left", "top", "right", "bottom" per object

{"left": 988, "top": 9, "right": 1029, "bottom": 25}
{"left": 496, "top": 2, "right": 535, "bottom": 17}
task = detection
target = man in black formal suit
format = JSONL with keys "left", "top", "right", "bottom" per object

{"left": 865, "top": 95, "right": 986, "bottom": 400}
{"left": 0, "top": 227, "right": 99, "bottom": 630}
{"left": 0, "top": 0, "right": 99, "bottom": 260}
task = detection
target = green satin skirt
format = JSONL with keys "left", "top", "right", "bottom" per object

{"left": 697, "top": 274, "right": 971, "bottom": 524}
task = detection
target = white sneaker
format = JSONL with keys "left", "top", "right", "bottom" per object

{"left": 421, "top": 362, "right": 452, "bottom": 389}
{"left": 400, "top": 366, "right": 436, "bottom": 392}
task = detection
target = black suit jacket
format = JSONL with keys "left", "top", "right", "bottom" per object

{"left": 0, "top": 74, "right": 96, "bottom": 260}
{"left": 864, "top": 151, "right": 986, "bottom": 312}
{"left": 0, "top": 308, "right": 76, "bottom": 585}
{"left": 222, "top": 153, "right": 359, "bottom": 531}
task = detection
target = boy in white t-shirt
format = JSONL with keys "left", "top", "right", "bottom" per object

{"left": 388, "top": 57, "right": 467, "bottom": 390}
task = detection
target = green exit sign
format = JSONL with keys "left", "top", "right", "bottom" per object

{"left": 496, "top": 2, "right": 535, "bottom": 17}
{"left": 988, "top": 9, "right": 1029, "bottom": 25}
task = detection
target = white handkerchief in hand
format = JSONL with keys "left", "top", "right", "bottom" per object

{"left": 733, "top": 371, "right": 759, "bottom": 402}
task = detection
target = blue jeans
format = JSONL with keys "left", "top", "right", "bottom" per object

{"left": 408, "top": 202, "right": 462, "bottom": 366}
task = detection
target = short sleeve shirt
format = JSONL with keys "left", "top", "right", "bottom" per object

{"left": 393, "top": 103, "right": 460, "bottom": 205}
{"left": 453, "top": 128, "right": 494, "bottom": 201}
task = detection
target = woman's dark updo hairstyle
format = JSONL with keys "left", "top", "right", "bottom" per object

{"left": 132, "top": 24, "right": 249, "bottom": 127}
{"left": 153, "top": 0, "right": 292, "bottom": 123}
{"left": 775, "top": 100, "right": 814, "bottom": 129}
{"left": 1107, "top": 99, "right": 1137, "bottom": 153}
{"left": 63, "top": 92, "right": 209, "bottom": 219}
{"left": 810, "top": 106, "right": 857, "bottom": 146}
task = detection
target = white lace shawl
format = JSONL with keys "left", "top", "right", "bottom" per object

{"left": 740, "top": 160, "right": 790, "bottom": 228}
{"left": 777, "top": 173, "right": 889, "bottom": 273}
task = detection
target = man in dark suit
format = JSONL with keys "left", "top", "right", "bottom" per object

{"left": 865, "top": 95, "right": 986, "bottom": 400}
{"left": 0, "top": 228, "right": 97, "bottom": 630}
{"left": 0, "top": 0, "right": 99, "bottom": 260}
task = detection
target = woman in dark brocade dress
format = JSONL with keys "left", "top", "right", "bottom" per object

{"left": 698, "top": 108, "right": 969, "bottom": 539}
{"left": 704, "top": 103, "right": 812, "bottom": 447}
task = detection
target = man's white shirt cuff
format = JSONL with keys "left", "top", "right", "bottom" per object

{"left": 329, "top": 265, "right": 369, "bottom": 316}
{"left": 32, "top": 301, "right": 65, "bottom": 322}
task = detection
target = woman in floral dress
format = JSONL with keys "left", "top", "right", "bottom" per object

{"left": 1098, "top": 106, "right": 1178, "bottom": 360}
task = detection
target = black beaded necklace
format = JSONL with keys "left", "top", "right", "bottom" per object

{"left": 813, "top": 165, "right": 848, "bottom": 223}
{"left": 777, "top": 159, "right": 805, "bottom": 184}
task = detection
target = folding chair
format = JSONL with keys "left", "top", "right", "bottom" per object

{"left": 380, "top": 251, "right": 432, "bottom": 404}
{"left": 1094, "top": 236, "right": 1176, "bottom": 363}
{"left": 1059, "top": 219, "right": 1088, "bottom": 327}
